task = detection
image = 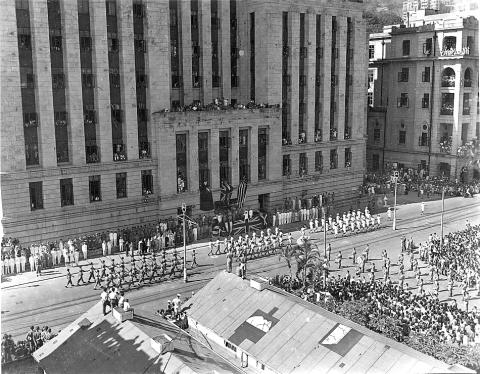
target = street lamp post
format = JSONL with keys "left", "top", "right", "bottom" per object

{"left": 392, "top": 171, "right": 399, "bottom": 231}
{"left": 323, "top": 210, "right": 327, "bottom": 257}
{"left": 182, "top": 203, "right": 187, "bottom": 283}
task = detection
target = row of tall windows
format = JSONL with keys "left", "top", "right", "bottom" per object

{"left": 211, "top": 0, "right": 220, "bottom": 88}
{"left": 282, "top": 148, "right": 352, "bottom": 176}
{"left": 175, "top": 130, "right": 267, "bottom": 192}
{"left": 16, "top": 0, "right": 40, "bottom": 166}
{"left": 230, "top": 0, "right": 238, "bottom": 88}
{"left": 28, "top": 171, "right": 153, "bottom": 210}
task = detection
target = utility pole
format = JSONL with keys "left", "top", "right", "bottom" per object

{"left": 323, "top": 210, "right": 327, "bottom": 257}
{"left": 182, "top": 203, "right": 187, "bottom": 283}
{"left": 392, "top": 171, "right": 399, "bottom": 231}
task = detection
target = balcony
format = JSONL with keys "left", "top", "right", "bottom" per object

{"left": 439, "top": 136, "right": 452, "bottom": 154}
{"left": 282, "top": 137, "right": 292, "bottom": 146}
{"left": 298, "top": 132, "right": 307, "bottom": 144}
{"left": 315, "top": 164, "right": 323, "bottom": 173}
{"left": 344, "top": 127, "right": 351, "bottom": 140}
{"left": 441, "top": 76, "right": 455, "bottom": 87}
{"left": 330, "top": 128, "right": 338, "bottom": 141}
{"left": 440, "top": 104, "right": 454, "bottom": 116}
{"left": 113, "top": 144, "right": 127, "bottom": 162}
{"left": 139, "top": 141, "right": 151, "bottom": 159}
{"left": 299, "top": 168, "right": 308, "bottom": 177}
{"left": 86, "top": 145, "right": 100, "bottom": 164}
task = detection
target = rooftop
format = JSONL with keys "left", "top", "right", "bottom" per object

{"left": 183, "top": 271, "right": 475, "bottom": 374}
{"left": 32, "top": 301, "right": 244, "bottom": 374}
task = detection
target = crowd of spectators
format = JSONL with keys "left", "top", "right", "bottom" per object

{"left": 164, "top": 98, "right": 279, "bottom": 113}
{"left": 362, "top": 169, "right": 479, "bottom": 199}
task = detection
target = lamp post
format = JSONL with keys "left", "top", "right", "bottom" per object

{"left": 392, "top": 171, "right": 399, "bottom": 231}
{"left": 182, "top": 203, "right": 187, "bottom": 283}
{"left": 440, "top": 174, "right": 446, "bottom": 249}
{"left": 323, "top": 210, "right": 327, "bottom": 257}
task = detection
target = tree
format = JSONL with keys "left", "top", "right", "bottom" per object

{"left": 278, "top": 243, "right": 295, "bottom": 277}
{"left": 293, "top": 239, "right": 321, "bottom": 288}
{"left": 364, "top": 10, "right": 403, "bottom": 34}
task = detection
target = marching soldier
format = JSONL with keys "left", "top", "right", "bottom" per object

{"left": 87, "top": 262, "right": 96, "bottom": 283}
{"left": 65, "top": 268, "right": 73, "bottom": 288}
{"left": 93, "top": 268, "right": 102, "bottom": 290}
{"left": 76, "top": 266, "right": 86, "bottom": 286}
{"left": 191, "top": 248, "right": 198, "bottom": 268}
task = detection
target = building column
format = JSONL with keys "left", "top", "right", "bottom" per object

{"left": 61, "top": 0, "right": 85, "bottom": 165}
{"left": 336, "top": 16, "right": 347, "bottom": 141}
{"left": 321, "top": 15, "right": 332, "bottom": 145}
{"left": 180, "top": 1, "right": 193, "bottom": 105}
{"left": 118, "top": 0, "right": 138, "bottom": 160}
{"left": 250, "top": 126, "right": 258, "bottom": 184}
{"left": 156, "top": 120, "right": 176, "bottom": 196}
{"left": 30, "top": 0, "right": 56, "bottom": 168}
{"left": 288, "top": 12, "right": 300, "bottom": 143}
{"left": 145, "top": 0, "right": 170, "bottom": 117}
{"left": 210, "top": 128, "right": 220, "bottom": 188}
{"left": 218, "top": 0, "right": 231, "bottom": 100}
{"left": 305, "top": 12, "right": 317, "bottom": 145}
{"left": 0, "top": 1, "right": 26, "bottom": 171}
{"left": 231, "top": 126, "right": 239, "bottom": 186}
{"left": 189, "top": 130, "right": 199, "bottom": 192}
{"left": 255, "top": 11, "right": 282, "bottom": 105}
{"left": 236, "top": 3, "right": 249, "bottom": 103}
{"left": 351, "top": 17, "right": 366, "bottom": 140}
{"left": 199, "top": 0, "right": 212, "bottom": 104}
{"left": 90, "top": 0, "right": 112, "bottom": 163}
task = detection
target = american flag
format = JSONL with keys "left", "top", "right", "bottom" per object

{"left": 236, "top": 177, "right": 248, "bottom": 209}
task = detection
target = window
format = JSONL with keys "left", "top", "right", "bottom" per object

{"left": 133, "top": 2, "right": 144, "bottom": 18}
{"left": 330, "top": 149, "right": 338, "bottom": 170}
{"left": 89, "top": 175, "right": 101, "bottom": 202}
{"left": 282, "top": 155, "right": 291, "bottom": 176}
{"left": 108, "top": 33, "right": 119, "bottom": 52}
{"left": 80, "top": 36, "right": 92, "bottom": 51}
{"left": 116, "top": 172, "right": 127, "bottom": 199}
{"left": 345, "top": 148, "right": 352, "bottom": 168}
{"left": 315, "top": 151, "right": 323, "bottom": 172}
{"left": 441, "top": 68, "right": 455, "bottom": 87}
{"left": 15, "top": 0, "right": 29, "bottom": 10}
{"left": 419, "top": 132, "right": 429, "bottom": 146}
{"left": 423, "top": 38, "right": 432, "bottom": 55}
{"left": 443, "top": 36, "right": 456, "bottom": 51}
{"left": 141, "top": 170, "right": 153, "bottom": 195}
{"left": 463, "top": 93, "right": 471, "bottom": 115}
{"left": 20, "top": 68, "right": 35, "bottom": 89}
{"left": 399, "top": 130, "right": 406, "bottom": 144}
{"left": 422, "top": 93, "right": 430, "bottom": 108}
{"left": 422, "top": 66, "right": 430, "bottom": 82}
{"left": 397, "top": 93, "right": 409, "bottom": 108}
{"left": 367, "top": 92, "right": 373, "bottom": 107}
{"left": 441, "top": 93, "right": 454, "bottom": 115}
{"left": 368, "top": 71, "right": 374, "bottom": 87}
{"left": 134, "top": 35, "right": 147, "bottom": 53}
{"left": 60, "top": 178, "right": 74, "bottom": 206}
{"left": 52, "top": 73, "right": 65, "bottom": 89}
{"left": 18, "top": 33, "right": 31, "bottom": 49}
{"left": 372, "top": 154, "right": 380, "bottom": 171}
{"left": 466, "top": 36, "right": 474, "bottom": 53}
{"left": 224, "top": 341, "right": 237, "bottom": 352}
{"left": 373, "top": 128, "right": 381, "bottom": 143}
{"left": 29, "top": 182, "right": 43, "bottom": 210}
{"left": 50, "top": 35, "right": 62, "bottom": 52}
{"left": 464, "top": 68, "right": 472, "bottom": 87}
{"left": 368, "top": 44, "right": 375, "bottom": 59}
{"left": 82, "top": 68, "right": 95, "bottom": 88}
{"left": 78, "top": 0, "right": 89, "bottom": 14}
{"left": 402, "top": 40, "right": 410, "bottom": 56}
{"left": 106, "top": 1, "right": 116, "bottom": 16}
{"left": 299, "top": 153, "right": 308, "bottom": 176}
{"left": 398, "top": 68, "right": 409, "bottom": 82}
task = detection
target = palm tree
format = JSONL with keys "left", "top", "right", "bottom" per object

{"left": 294, "top": 239, "right": 321, "bottom": 288}
{"left": 278, "top": 242, "right": 295, "bottom": 277}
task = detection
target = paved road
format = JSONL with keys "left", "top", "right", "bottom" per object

{"left": 2, "top": 195, "right": 479, "bottom": 342}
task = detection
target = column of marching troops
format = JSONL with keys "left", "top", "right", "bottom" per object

{"left": 64, "top": 248, "right": 198, "bottom": 289}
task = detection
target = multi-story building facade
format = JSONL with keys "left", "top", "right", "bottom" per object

{"left": 402, "top": 0, "right": 455, "bottom": 22}
{"left": 367, "top": 13, "right": 479, "bottom": 180}
{"left": 1, "top": 0, "right": 367, "bottom": 242}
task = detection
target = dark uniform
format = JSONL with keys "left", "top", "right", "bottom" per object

{"left": 191, "top": 249, "right": 198, "bottom": 268}
{"left": 65, "top": 269, "right": 73, "bottom": 287}
{"left": 76, "top": 267, "right": 86, "bottom": 285}
{"left": 100, "top": 261, "right": 107, "bottom": 279}
{"left": 93, "top": 269, "right": 102, "bottom": 290}
{"left": 88, "top": 263, "right": 96, "bottom": 283}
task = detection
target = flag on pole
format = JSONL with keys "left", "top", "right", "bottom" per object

{"left": 236, "top": 177, "right": 248, "bottom": 209}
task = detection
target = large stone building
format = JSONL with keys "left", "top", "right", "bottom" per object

{"left": 367, "top": 12, "right": 479, "bottom": 178}
{"left": 1, "top": 0, "right": 367, "bottom": 242}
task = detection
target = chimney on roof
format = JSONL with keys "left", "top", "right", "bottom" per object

{"left": 151, "top": 334, "right": 174, "bottom": 355}
{"left": 250, "top": 276, "right": 268, "bottom": 291}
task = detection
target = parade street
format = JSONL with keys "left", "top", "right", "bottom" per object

{"left": 2, "top": 195, "right": 479, "bottom": 342}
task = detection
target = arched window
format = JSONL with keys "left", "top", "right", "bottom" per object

{"left": 464, "top": 68, "right": 472, "bottom": 87}
{"left": 441, "top": 67, "right": 455, "bottom": 87}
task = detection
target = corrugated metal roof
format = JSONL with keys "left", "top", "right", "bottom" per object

{"left": 183, "top": 271, "right": 475, "bottom": 374}
{"left": 32, "top": 301, "right": 244, "bottom": 374}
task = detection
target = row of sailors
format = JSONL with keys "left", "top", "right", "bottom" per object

{"left": 209, "top": 227, "right": 291, "bottom": 255}
{"left": 305, "top": 212, "right": 382, "bottom": 236}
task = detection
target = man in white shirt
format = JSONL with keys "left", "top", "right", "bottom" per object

{"left": 172, "top": 294, "right": 181, "bottom": 317}
{"left": 123, "top": 299, "right": 131, "bottom": 312}
{"left": 101, "top": 288, "right": 109, "bottom": 315}
{"left": 82, "top": 242, "right": 88, "bottom": 261}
